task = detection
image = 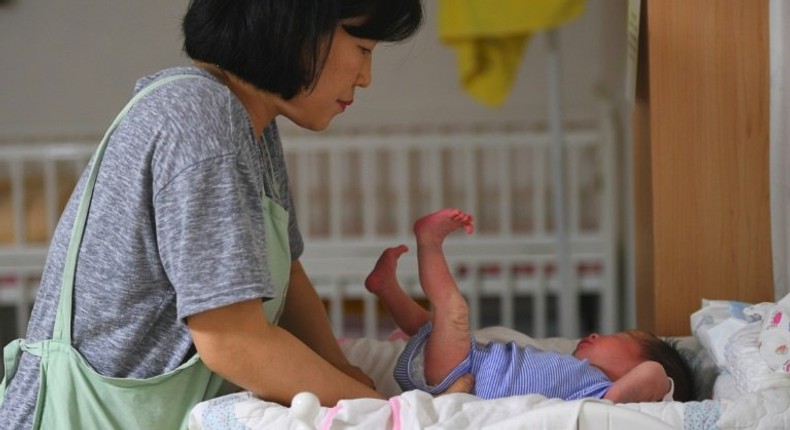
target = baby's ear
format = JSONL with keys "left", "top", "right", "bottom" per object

{"left": 661, "top": 377, "right": 675, "bottom": 401}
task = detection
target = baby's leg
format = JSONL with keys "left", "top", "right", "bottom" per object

{"left": 365, "top": 245, "right": 431, "bottom": 336}
{"left": 414, "top": 208, "right": 475, "bottom": 385}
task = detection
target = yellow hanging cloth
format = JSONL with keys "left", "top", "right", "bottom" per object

{"left": 438, "top": 0, "right": 585, "bottom": 107}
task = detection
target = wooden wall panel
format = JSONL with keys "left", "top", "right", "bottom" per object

{"left": 633, "top": 0, "right": 773, "bottom": 336}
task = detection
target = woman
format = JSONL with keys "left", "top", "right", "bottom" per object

{"left": 0, "top": 1, "right": 460, "bottom": 428}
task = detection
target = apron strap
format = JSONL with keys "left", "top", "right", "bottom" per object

{"left": 52, "top": 74, "right": 204, "bottom": 343}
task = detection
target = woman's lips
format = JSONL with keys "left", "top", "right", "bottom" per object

{"left": 338, "top": 100, "right": 353, "bottom": 111}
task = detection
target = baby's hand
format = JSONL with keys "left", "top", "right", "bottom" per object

{"left": 604, "top": 361, "right": 669, "bottom": 403}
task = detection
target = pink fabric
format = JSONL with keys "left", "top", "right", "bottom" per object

{"left": 387, "top": 329, "right": 410, "bottom": 341}
{"left": 336, "top": 337, "right": 354, "bottom": 346}
{"left": 320, "top": 404, "right": 343, "bottom": 430}
{"left": 388, "top": 397, "right": 402, "bottom": 430}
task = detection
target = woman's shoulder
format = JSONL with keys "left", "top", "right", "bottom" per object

{"left": 114, "top": 67, "right": 256, "bottom": 184}
{"left": 127, "top": 66, "right": 249, "bottom": 141}
{"left": 132, "top": 66, "right": 232, "bottom": 115}
{"left": 133, "top": 66, "right": 223, "bottom": 96}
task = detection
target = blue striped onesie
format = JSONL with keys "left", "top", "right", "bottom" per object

{"left": 394, "top": 323, "right": 612, "bottom": 400}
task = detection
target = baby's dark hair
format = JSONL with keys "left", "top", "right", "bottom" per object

{"left": 638, "top": 334, "right": 695, "bottom": 402}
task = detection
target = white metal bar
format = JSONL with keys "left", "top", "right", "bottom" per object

{"left": 568, "top": 148, "right": 580, "bottom": 234}
{"left": 534, "top": 147, "right": 546, "bottom": 236}
{"left": 534, "top": 261, "right": 548, "bottom": 337}
{"left": 427, "top": 147, "right": 442, "bottom": 211}
{"left": 394, "top": 148, "right": 410, "bottom": 236}
{"left": 329, "top": 151, "right": 343, "bottom": 237}
{"left": 498, "top": 144, "right": 513, "bottom": 235}
{"left": 500, "top": 262, "right": 515, "bottom": 328}
{"left": 545, "top": 29, "right": 579, "bottom": 338}
{"left": 599, "top": 103, "right": 619, "bottom": 333}
{"left": 361, "top": 149, "right": 376, "bottom": 239}
{"left": 464, "top": 146, "right": 478, "bottom": 219}
{"left": 10, "top": 162, "right": 25, "bottom": 245}
{"left": 340, "top": 152, "right": 359, "bottom": 236}
{"left": 44, "top": 158, "right": 58, "bottom": 238}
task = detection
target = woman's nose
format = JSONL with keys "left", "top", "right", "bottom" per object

{"left": 356, "top": 56, "right": 372, "bottom": 88}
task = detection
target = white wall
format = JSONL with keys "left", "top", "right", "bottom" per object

{"left": 0, "top": 0, "right": 189, "bottom": 139}
{"left": 0, "top": 0, "right": 629, "bottom": 139}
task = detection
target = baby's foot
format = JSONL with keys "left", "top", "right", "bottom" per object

{"left": 413, "top": 208, "right": 474, "bottom": 247}
{"left": 364, "top": 244, "right": 408, "bottom": 295}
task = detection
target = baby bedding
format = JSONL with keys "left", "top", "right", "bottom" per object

{"left": 189, "top": 297, "right": 790, "bottom": 429}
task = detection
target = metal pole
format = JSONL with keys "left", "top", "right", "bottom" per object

{"left": 545, "top": 30, "right": 579, "bottom": 337}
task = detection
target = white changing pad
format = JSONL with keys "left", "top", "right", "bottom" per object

{"left": 188, "top": 327, "right": 787, "bottom": 429}
{"left": 189, "top": 390, "right": 680, "bottom": 430}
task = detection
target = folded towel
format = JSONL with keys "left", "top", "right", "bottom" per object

{"left": 438, "top": 0, "right": 585, "bottom": 107}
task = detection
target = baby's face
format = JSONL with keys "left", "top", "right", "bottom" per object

{"left": 572, "top": 330, "right": 647, "bottom": 380}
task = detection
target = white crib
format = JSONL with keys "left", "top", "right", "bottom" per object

{"left": 0, "top": 109, "right": 619, "bottom": 341}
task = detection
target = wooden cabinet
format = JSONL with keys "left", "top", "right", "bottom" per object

{"left": 633, "top": 0, "right": 774, "bottom": 336}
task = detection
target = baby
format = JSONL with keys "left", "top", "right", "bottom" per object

{"left": 365, "top": 208, "right": 693, "bottom": 402}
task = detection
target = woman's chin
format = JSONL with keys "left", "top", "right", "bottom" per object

{"left": 289, "top": 116, "right": 333, "bottom": 132}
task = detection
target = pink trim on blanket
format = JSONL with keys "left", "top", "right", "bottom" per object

{"left": 387, "top": 329, "right": 410, "bottom": 341}
{"left": 321, "top": 404, "right": 343, "bottom": 430}
{"left": 336, "top": 337, "right": 354, "bottom": 346}
{"left": 389, "top": 397, "right": 402, "bottom": 430}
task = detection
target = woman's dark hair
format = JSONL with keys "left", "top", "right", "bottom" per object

{"left": 638, "top": 335, "right": 696, "bottom": 402}
{"left": 182, "top": 0, "right": 422, "bottom": 99}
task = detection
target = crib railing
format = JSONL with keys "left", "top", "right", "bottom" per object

{"left": 285, "top": 125, "right": 610, "bottom": 242}
{"left": 0, "top": 142, "right": 94, "bottom": 337}
{"left": 288, "top": 110, "right": 618, "bottom": 339}
{"left": 0, "top": 111, "right": 618, "bottom": 340}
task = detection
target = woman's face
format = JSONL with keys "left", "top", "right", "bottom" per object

{"left": 278, "top": 20, "right": 377, "bottom": 131}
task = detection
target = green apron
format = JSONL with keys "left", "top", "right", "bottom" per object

{"left": 0, "top": 74, "right": 292, "bottom": 429}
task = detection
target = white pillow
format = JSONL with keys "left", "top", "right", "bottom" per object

{"left": 690, "top": 299, "right": 754, "bottom": 368}
{"left": 724, "top": 323, "right": 787, "bottom": 392}
{"left": 722, "top": 301, "right": 790, "bottom": 392}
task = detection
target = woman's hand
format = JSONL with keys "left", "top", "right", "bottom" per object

{"left": 188, "top": 299, "right": 383, "bottom": 405}
{"left": 337, "top": 363, "right": 376, "bottom": 390}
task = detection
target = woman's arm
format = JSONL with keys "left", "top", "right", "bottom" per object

{"left": 603, "top": 361, "right": 670, "bottom": 403}
{"left": 188, "top": 298, "right": 382, "bottom": 406}
{"left": 276, "top": 260, "right": 373, "bottom": 387}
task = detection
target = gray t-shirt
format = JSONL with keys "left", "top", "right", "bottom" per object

{"left": 0, "top": 66, "right": 304, "bottom": 429}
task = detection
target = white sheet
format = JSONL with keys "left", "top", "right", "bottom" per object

{"left": 189, "top": 389, "right": 685, "bottom": 430}
{"left": 188, "top": 328, "right": 694, "bottom": 430}
{"left": 187, "top": 326, "right": 790, "bottom": 429}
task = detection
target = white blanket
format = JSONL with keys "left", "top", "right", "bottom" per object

{"left": 189, "top": 390, "right": 682, "bottom": 430}
{"left": 188, "top": 326, "right": 790, "bottom": 429}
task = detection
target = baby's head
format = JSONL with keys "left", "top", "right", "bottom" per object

{"left": 573, "top": 330, "right": 694, "bottom": 402}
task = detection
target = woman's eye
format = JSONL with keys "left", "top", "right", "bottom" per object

{"left": 360, "top": 46, "right": 372, "bottom": 55}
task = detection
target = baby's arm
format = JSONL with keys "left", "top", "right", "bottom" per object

{"left": 602, "top": 361, "right": 670, "bottom": 403}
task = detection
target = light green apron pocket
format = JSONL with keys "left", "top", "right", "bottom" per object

{"left": 26, "top": 340, "right": 223, "bottom": 429}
